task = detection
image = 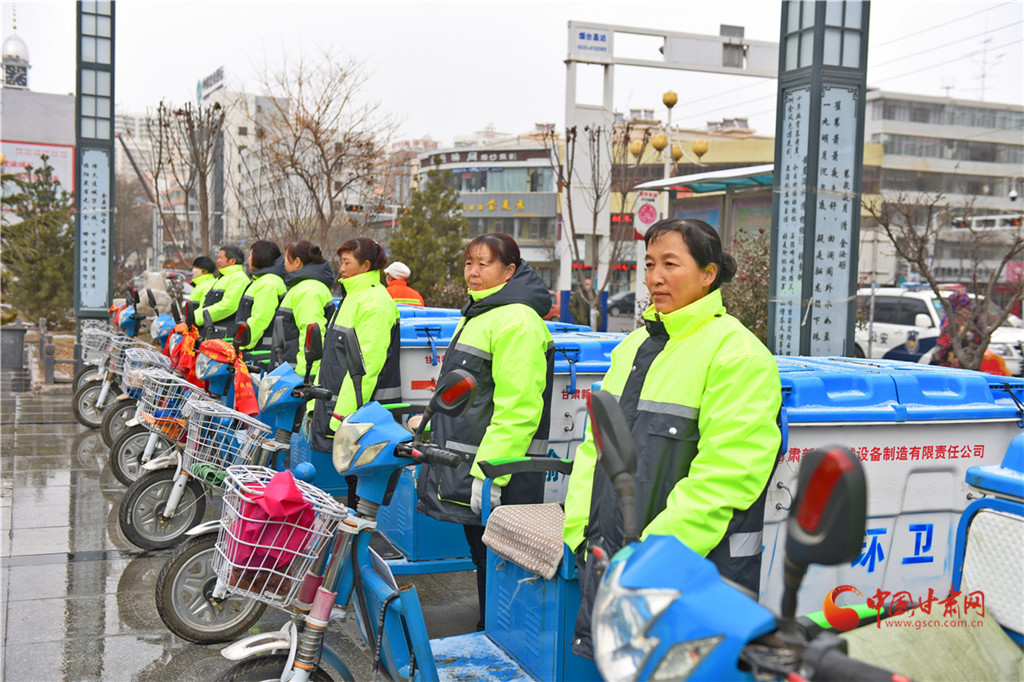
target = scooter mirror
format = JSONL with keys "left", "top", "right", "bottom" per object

{"left": 131, "top": 288, "right": 140, "bottom": 305}
{"left": 304, "top": 324, "right": 323, "bottom": 363}
{"left": 233, "top": 322, "right": 251, "bottom": 350}
{"left": 271, "top": 317, "right": 286, "bottom": 362}
{"left": 785, "top": 446, "right": 866, "bottom": 568}
{"left": 170, "top": 299, "right": 182, "bottom": 324}
{"left": 413, "top": 369, "right": 478, "bottom": 443}
{"left": 147, "top": 288, "right": 158, "bottom": 310}
{"left": 587, "top": 389, "right": 639, "bottom": 544}
{"left": 341, "top": 327, "right": 366, "bottom": 380}
{"left": 587, "top": 389, "right": 636, "bottom": 479}
{"left": 303, "top": 324, "right": 323, "bottom": 384}
{"left": 202, "top": 310, "right": 214, "bottom": 338}
{"left": 429, "top": 369, "right": 477, "bottom": 417}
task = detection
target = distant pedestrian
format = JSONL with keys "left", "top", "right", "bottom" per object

{"left": 384, "top": 261, "right": 425, "bottom": 306}
{"left": 570, "top": 277, "right": 593, "bottom": 326}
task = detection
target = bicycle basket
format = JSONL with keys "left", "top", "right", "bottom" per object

{"left": 137, "top": 369, "right": 210, "bottom": 442}
{"left": 213, "top": 465, "right": 347, "bottom": 609}
{"left": 121, "top": 347, "right": 171, "bottom": 392}
{"left": 81, "top": 328, "right": 115, "bottom": 366}
{"left": 180, "top": 399, "right": 272, "bottom": 486}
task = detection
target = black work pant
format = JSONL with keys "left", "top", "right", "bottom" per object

{"left": 463, "top": 524, "right": 487, "bottom": 631}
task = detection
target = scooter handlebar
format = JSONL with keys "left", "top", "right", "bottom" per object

{"left": 396, "top": 443, "right": 463, "bottom": 468}
{"left": 291, "top": 386, "right": 334, "bottom": 402}
{"left": 805, "top": 644, "right": 908, "bottom": 682}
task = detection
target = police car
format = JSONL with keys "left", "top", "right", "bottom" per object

{"left": 855, "top": 285, "right": 1024, "bottom": 376}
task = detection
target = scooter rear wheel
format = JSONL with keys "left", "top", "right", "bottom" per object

{"left": 110, "top": 425, "right": 170, "bottom": 486}
{"left": 156, "top": 532, "right": 266, "bottom": 644}
{"left": 101, "top": 397, "right": 137, "bottom": 447}
{"left": 214, "top": 654, "right": 335, "bottom": 682}
{"left": 119, "top": 467, "right": 206, "bottom": 550}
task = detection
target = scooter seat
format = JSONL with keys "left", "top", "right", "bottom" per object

{"left": 482, "top": 503, "right": 564, "bottom": 580}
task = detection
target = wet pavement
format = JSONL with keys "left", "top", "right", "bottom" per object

{"left": 1, "top": 381, "right": 480, "bottom": 681}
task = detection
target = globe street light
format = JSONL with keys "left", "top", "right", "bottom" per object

{"left": 661, "top": 90, "right": 677, "bottom": 219}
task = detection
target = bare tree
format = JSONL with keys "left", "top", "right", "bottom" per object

{"left": 168, "top": 101, "right": 226, "bottom": 255}
{"left": 542, "top": 122, "right": 651, "bottom": 324}
{"left": 864, "top": 190, "right": 1024, "bottom": 370}
{"left": 233, "top": 50, "right": 396, "bottom": 251}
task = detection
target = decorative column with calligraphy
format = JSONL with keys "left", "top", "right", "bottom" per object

{"left": 768, "top": 0, "right": 869, "bottom": 357}
{"left": 74, "top": 2, "right": 115, "bottom": 318}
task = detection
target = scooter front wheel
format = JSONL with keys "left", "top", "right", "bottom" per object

{"left": 101, "top": 397, "right": 137, "bottom": 447}
{"left": 119, "top": 468, "right": 206, "bottom": 550}
{"left": 110, "top": 425, "right": 170, "bottom": 486}
{"left": 214, "top": 654, "right": 335, "bottom": 682}
{"left": 156, "top": 532, "right": 266, "bottom": 644}
{"left": 72, "top": 379, "right": 112, "bottom": 429}
{"left": 72, "top": 365, "right": 101, "bottom": 393}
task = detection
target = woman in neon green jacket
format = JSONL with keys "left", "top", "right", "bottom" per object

{"left": 416, "top": 232, "right": 555, "bottom": 631}
{"left": 276, "top": 240, "right": 336, "bottom": 379}
{"left": 308, "top": 237, "right": 401, "bottom": 455}
{"left": 562, "top": 218, "right": 782, "bottom": 658}
{"left": 236, "top": 240, "right": 286, "bottom": 361}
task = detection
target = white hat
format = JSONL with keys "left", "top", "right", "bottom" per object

{"left": 385, "top": 261, "right": 411, "bottom": 280}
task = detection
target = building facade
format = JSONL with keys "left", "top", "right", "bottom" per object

{"left": 418, "top": 140, "right": 560, "bottom": 287}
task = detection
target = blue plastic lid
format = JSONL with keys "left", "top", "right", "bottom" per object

{"left": 398, "top": 305, "right": 462, "bottom": 319}
{"left": 778, "top": 356, "right": 1024, "bottom": 422}
{"left": 398, "top": 316, "right": 461, "bottom": 346}
{"left": 551, "top": 332, "right": 623, "bottom": 374}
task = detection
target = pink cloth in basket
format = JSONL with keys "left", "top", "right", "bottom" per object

{"left": 227, "top": 470, "right": 315, "bottom": 571}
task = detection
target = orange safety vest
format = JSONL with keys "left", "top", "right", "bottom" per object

{"left": 386, "top": 279, "right": 425, "bottom": 307}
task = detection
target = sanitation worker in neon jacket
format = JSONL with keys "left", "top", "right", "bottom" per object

{"left": 416, "top": 232, "right": 555, "bottom": 631}
{"left": 188, "top": 256, "right": 217, "bottom": 308}
{"left": 307, "top": 238, "right": 401, "bottom": 455}
{"left": 563, "top": 218, "right": 782, "bottom": 658}
{"left": 276, "top": 240, "right": 336, "bottom": 379}
{"left": 194, "top": 244, "right": 251, "bottom": 338}
{"left": 235, "top": 240, "right": 287, "bottom": 362}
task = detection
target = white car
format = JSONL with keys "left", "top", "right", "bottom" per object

{"left": 855, "top": 286, "right": 1024, "bottom": 376}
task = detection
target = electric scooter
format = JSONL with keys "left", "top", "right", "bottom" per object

{"left": 98, "top": 289, "right": 177, "bottom": 447}
{"left": 153, "top": 320, "right": 329, "bottom": 643}
{"left": 118, "top": 318, "right": 265, "bottom": 550}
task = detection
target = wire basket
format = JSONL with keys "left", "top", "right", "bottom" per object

{"left": 137, "top": 369, "right": 210, "bottom": 442}
{"left": 213, "top": 465, "right": 348, "bottom": 609}
{"left": 180, "top": 399, "right": 273, "bottom": 487}
{"left": 107, "top": 336, "right": 141, "bottom": 375}
{"left": 121, "top": 347, "right": 171, "bottom": 392}
{"left": 81, "top": 328, "right": 116, "bottom": 367}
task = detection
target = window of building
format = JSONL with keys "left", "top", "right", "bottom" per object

{"left": 238, "top": 126, "right": 248, "bottom": 136}
{"left": 519, "top": 217, "right": 554, "bottom": 242}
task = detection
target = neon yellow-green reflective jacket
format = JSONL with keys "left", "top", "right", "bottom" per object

{"left": 188, "top": 273, "right": 216, "bottom": 306}
{"left": 194, "top": 264, "right": 250, "bottom": 330}
{"left": 238, "top": 271, "right": 286, "bottom": 351}
{"left": 415, "top": 262, "right": 555, "bottom": 527}
{"left": 306, "top": 270, "right": 401, "bottom": 453}
{"left": 563, "top": 288, "right": 781, "bottom": 567}
{"left": 564, "top": 288, "right": 781, "bottom": 656}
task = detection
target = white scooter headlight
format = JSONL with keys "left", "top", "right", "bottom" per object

{"left": 332, "top": 419, "right": 386, "bottom": 472}
{"left": 195, "top": 353, "right": 212, "bottom": 379}
{"left": 593, "top": 560, "right": 680, "bottom": 682}
{"left": 257, "top": 374, "right": 290, "bottom": 413}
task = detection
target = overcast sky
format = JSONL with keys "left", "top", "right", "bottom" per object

{"left": 3, "top": 1, "right": 1022, "bottom": 145}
